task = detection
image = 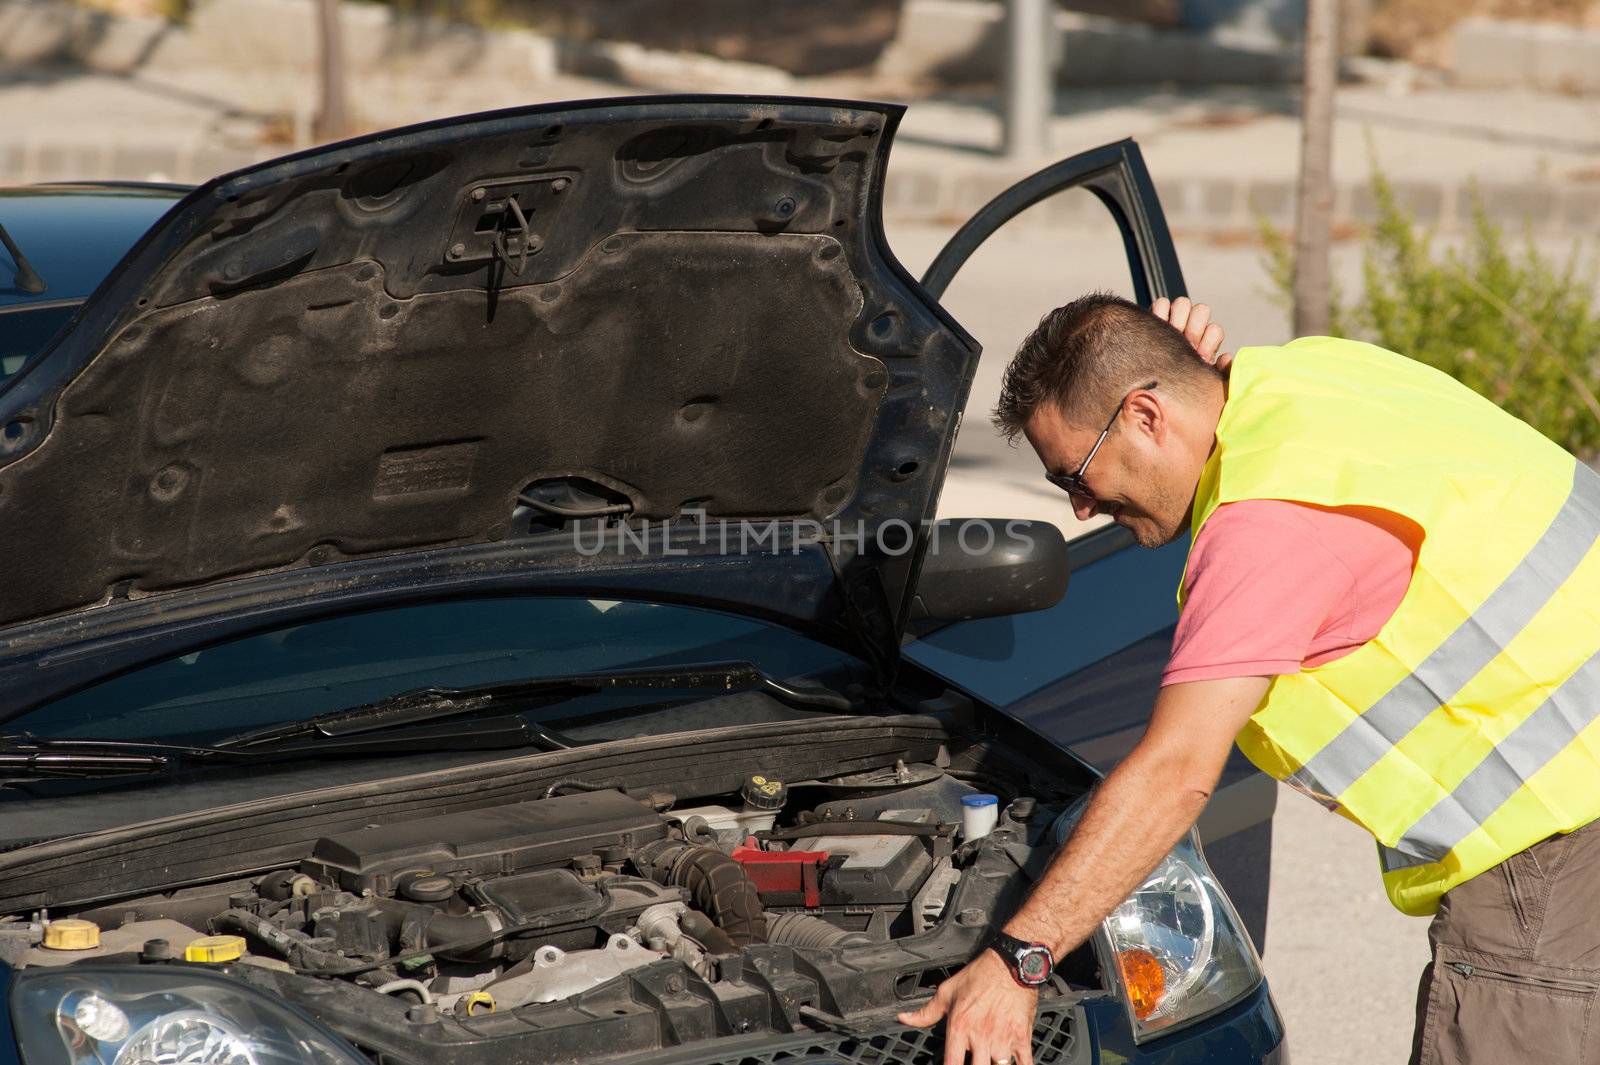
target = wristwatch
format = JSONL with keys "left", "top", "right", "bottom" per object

{"left": 987, "top": 930, "right": 1054, "bottom": 988}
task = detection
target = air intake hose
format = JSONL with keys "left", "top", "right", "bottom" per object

{"left": 636, "top": 842, "right": 767, "bottom": 946}
{"left": 765, "top": 912, "right": 871, "bottom": 950}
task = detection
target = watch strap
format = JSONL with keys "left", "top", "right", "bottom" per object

{"left": 987, "top": 930, "right": 1054, "bottom": 987}
{"left": 988, "top": 930, "right": 1030, "bottom": 957}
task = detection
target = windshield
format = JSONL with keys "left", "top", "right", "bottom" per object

{"left": 7, "top": 596, "right": 861, "bottom": 746}
{"left": 1, "top": 185, "right": 184, "bottom": 378}
{"left": 1, "top": 302, "right": 81, "bottom": 379}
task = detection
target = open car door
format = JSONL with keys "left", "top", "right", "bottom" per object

{"left": 902, "top": 139, "right": 1276, "bottom": 949}
{"left": 918, "top": 139, "right": 1184, "bottom": 304}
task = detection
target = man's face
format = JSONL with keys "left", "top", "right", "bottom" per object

{"left": 1022, "top": 388, "right": 1196, "bottom": 548}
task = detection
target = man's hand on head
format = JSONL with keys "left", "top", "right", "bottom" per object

{"left": 1152, "top": 297, "right": 1231, "bottom": 371}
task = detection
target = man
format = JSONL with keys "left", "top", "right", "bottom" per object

{"left": 899, "top": 293, "right": 1600, "bottom": 1065}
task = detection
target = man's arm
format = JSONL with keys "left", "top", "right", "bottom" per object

{"left": 898, "top": 674, "right": 1270, "bottom": 1065}
{"left": 1001, "top": 673, "right": 1268, "bottom": 954}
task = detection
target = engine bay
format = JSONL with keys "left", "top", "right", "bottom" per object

{"left": 0, "top": 756, "right": 1098, "bottom": 1065}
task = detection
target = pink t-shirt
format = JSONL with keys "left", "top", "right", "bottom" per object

{"left": 1162, "top": 499, "right": 1420, "bottom": 686}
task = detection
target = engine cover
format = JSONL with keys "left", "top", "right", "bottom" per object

{"left": 303, "top": 790, "right": 668, "bottom": 895}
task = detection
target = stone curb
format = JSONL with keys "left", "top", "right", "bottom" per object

{"left": 880, "top": 161, "right": 1600, "bottom": 235}
{"left": 2, "top": 139, "right": 1592, "bottom": 236}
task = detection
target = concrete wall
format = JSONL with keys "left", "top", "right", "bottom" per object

{"left": 1453, "top": 18, "right": 1600, "bottom": 96}
{"left": 0, "top": 0, "right": 557, "bottom": 77}
{"left": 0, "top": 0, "right": 793, "bottom": 121}
{"left": 0, "top": 0, "right": 172, "bottom": 73}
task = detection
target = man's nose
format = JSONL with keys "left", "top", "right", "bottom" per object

{"left": 1071, "top": 493, "right": 1097, "bottom": 521}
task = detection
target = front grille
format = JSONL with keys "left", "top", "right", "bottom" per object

{"left": 709, "top": 1007, "right": 1083, "bottom": 1065}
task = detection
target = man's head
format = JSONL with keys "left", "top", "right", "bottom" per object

{"left": 994, "top": 292, "right": 1226, "bottom": 547}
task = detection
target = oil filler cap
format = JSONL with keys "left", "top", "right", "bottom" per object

{"left": 184, "top": 935, "right": 246, "bottom": 963}
{"left": 741, "top": 775, "right": 786, "bottom": 811}
{"left": 397, "top": 871, "right": 456, "bottom": 903}
{"left": 42, "top": 919, "right": 100, "bottom": 951}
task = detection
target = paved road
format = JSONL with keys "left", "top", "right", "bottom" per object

{"left": 884, "top": 217, "right": 1434, "bottom": 1065}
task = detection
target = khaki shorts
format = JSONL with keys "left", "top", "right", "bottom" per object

{"left": 1410, "top": 818, "right": 1600, "bottom": 1065}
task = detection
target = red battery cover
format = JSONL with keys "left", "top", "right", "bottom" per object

{"left": 730, "top": 837, "right": 830, "bottom": 908}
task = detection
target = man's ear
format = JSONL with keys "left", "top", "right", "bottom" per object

{"left": 1125, "top": 388, "right": 1165, "bottom": 442}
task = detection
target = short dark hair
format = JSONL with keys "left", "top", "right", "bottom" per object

{"left": 993, "top": 292, "right": 1223, "bottom": 441}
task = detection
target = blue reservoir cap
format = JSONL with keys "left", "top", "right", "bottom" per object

{"left": 961, "top": 793, "right": 999, "bottom": 808}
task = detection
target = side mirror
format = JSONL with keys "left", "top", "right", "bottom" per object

{"left": 910, "top": 519, "right": 1069, "bottom": 623}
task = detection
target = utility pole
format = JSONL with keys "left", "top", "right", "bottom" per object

{"left": 314, "top": 0, "right": 350, "bottom": 142}
{"left": 1293, "top": 0, "right": 1338, "bottom": 336}
{"left": 1001, "top": 0, "right": 1052, "bottom": 159}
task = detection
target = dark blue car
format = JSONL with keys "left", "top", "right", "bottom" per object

{"left": 0, "top": 97, "right": 1283, "bottom": 1065}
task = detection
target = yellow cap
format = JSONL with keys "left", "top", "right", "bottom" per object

{"left": 184, "top": 935, "right": 246, "bottom": 963}
{"left": 42, "top": 919, "right": 100, "bottom": 951}
{"left": 463, "top": 991, "right": 496, "bottom": 1016}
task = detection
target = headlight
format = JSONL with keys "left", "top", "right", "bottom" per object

{"left": 9, "top": 967, "right": 369, "bottom": 1065}
{"left": 1053, "top": 808, "right": 1264, "bottom": 1041}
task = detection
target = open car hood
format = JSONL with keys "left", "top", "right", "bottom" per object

{"left": 0, "top": 96, "right": 979, "bottom": 712}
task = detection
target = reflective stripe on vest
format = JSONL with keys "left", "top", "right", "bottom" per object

{"left": 1184, "top": 338, "right": 1600, "bottom": 915}
{"left": 1285, "top": 463, "right": 1600, "bottom": 861}
{"left": 1399, "top": 640, "right": 1600, "bottom": 861}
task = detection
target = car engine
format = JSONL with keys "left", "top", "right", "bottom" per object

{"left": 1, "top": 763, "right": 1090, "bottom": 1064}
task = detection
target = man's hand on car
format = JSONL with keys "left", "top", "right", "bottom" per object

{"left": 898, "top": 676, "right": 1269, "bottom": 1065}
{"left": 897, "top": 948, "right": 1038, "bottom": 1065}
{"left": 1152, "top": 296, "right": 1230, "bottom": 370}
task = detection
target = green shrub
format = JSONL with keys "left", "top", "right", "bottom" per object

{"left": 1262, "top": 170, "right": 1600, "bottom": 459}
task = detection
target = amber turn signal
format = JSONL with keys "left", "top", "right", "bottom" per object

{"left": 1116, "top": 947, "right": 1166, "bottom": 1020}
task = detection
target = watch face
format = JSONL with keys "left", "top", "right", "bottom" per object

{"left": 1016, "top": 947, "right": 1050, "bottom": 984}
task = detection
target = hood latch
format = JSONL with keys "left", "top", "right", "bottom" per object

{"left": 444, "top": 175, "right": 573, "bottom": 274}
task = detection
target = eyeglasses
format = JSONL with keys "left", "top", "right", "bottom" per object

{"left": 1044, "top": 381, "right": 1158, "bottom": 500}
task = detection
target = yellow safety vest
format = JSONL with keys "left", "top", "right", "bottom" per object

{"left": 1182, "top": 337, "right": 1600, "bottom": 915}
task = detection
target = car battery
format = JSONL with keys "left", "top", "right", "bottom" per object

{"left": 787, "top": 809, "right": 935, "bottom": 907}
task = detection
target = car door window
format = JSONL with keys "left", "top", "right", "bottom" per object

{"left": 914, "top": 188, "right": 1149, "bottom": 535}
{"left": 893, "top": 141, "right": 1185, "bottom": 540}
{"left": 900, "top": 141, "right": 1189, "bottom": 706}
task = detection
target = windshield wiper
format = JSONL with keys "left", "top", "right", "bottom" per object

{"left": 0, "top": 735, "right": 204, "bottom": 783}
{"left": 0, "top": 664, "right": 858, "bottom": 784}
{"left": 215, "top": 661, "right": 858, "bottom": 752}
{"left": 0, "top": 222, "right": 46, "bottom": 294}
{"left": 0, "top": 716, "right": 567, "bottom": 786}
{"left": 1, "top": 749, "right": 169, "bottom": 780}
